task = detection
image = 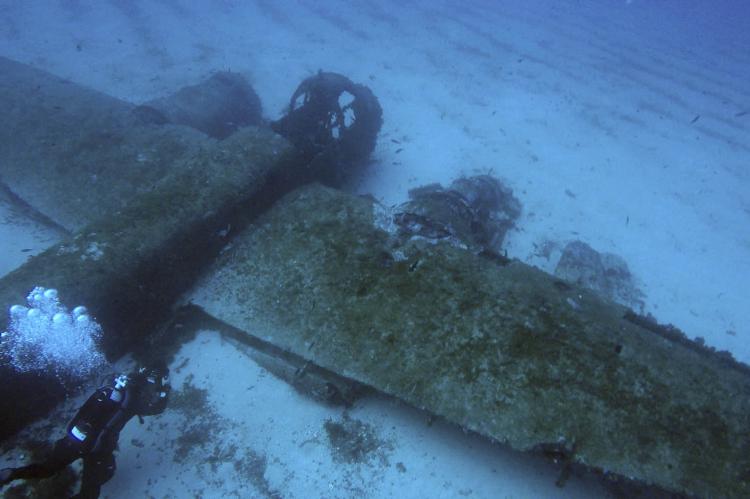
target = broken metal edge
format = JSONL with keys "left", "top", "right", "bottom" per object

{"left": 150, "top": 304, "right": 694, "bottom": 499}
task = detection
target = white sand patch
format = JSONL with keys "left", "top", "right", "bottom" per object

{"left": 0, "top": 191, "right": 62, "bottom": 278}
{"left": 101, "top": 331, "right": 607, "bottom": 498}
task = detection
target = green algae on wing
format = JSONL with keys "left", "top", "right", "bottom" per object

{"left": 192, "top": 184, "right": 750, "bottom": 498}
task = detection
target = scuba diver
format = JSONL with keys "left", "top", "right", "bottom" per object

{"left": 0, "top": 362, "right": 170, "bottom": 498}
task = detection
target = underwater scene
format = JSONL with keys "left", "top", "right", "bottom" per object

{"left": 0, "top": 1, "right": 748, "bottom": 497}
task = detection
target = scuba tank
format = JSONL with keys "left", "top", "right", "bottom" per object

{"left": 65, "top": 374, "right": 129, "bottom": 452}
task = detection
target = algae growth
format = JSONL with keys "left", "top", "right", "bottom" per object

{"left": 192, "top": 184, "right": 750, "bottom": 498}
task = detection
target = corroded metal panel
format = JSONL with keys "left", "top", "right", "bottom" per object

{"left": 0, "top": 126, "right": 296, "bottom": 440}
{"left": 0, "top": 56, "right": 214, "bottom": 232}
{"left": 192, "top": 184, "right": 750, "bottom": 498}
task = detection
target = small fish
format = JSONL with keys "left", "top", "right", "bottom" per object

{"left": 395, "top": 148, "right": 403, "bottom": 154}
{"left": 690, "top": 115, "right": 700, "bottom": 124}
{"left": 391, "top": 138, "right": 401, "bottom": 144}
{"left": 735, "top": 110, "right": 748, "bottom": 118}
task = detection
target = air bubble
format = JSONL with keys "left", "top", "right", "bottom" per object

{"left": 1, "top": 286, "right": 106, "bottom": 379}
{"left": 10, "top": 305, "right": 28, "bottom": 318}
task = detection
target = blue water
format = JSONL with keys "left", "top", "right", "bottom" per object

{"left": 1, "top": 1, "right": 749, "bottom": 497}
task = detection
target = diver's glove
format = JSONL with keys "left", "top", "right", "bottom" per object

{"left": 0, "top": 467, "right": 15, "bottom": 486}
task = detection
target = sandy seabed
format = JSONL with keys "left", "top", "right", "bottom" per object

{"left": 1, "top": 1, "right": 748, "bottom": 497}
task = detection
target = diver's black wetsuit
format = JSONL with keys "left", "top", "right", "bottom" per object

{"left": 1, "top": 367, "right": 169, "bottom": 498}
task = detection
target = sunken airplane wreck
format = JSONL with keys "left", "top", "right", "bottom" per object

{"left": 0, "top": 56, "right": 748, "bottom": 498}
